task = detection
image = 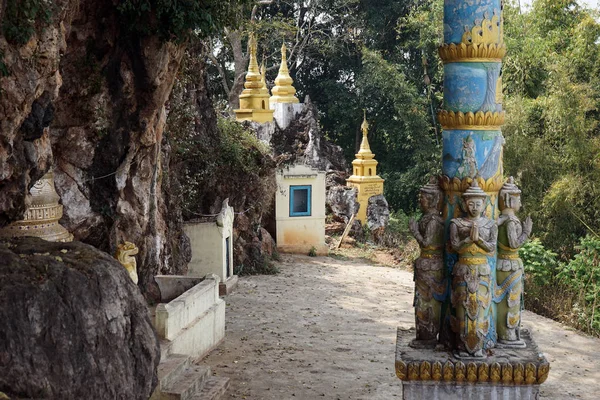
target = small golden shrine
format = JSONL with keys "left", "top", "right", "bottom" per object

{"left": 0, "top": 170, "right": 73, "bottom": 242}
{"left": 234, "top": 33, "right": 274, "bottom": 123}
{"left": 269, "top": 42, "right": 299, "bottom": 107}
{"left": 346, "top": 112, "right": 384, "bottom": 223}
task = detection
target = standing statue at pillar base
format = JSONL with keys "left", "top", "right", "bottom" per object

{"left": 409, "top": 177, "right": 445, "bottom": 347}
{"left": 496, "top": 177, "right": 531, "bottom": 347}
{"left": 450, "top": 181, "right": 497, "bottom": 357}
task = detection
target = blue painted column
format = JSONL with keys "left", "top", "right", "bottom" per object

{"left": 438, "top": 0, "right": 507, "bottom": 351}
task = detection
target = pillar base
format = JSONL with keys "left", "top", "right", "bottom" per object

{"left": 395, "top": 327, "right": 549, "bottom": 399}
{"left": 402, "top": 381, "right": 540, "bottom": 400}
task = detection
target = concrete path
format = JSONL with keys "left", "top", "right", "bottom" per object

{"left": 200, "top": 254, "right": 600, "bottom": 399}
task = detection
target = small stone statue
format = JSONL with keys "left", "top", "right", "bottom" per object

{"left": 116, "top": 242, "right": 139, "bottom": 284}
{"left": 496, "top": 177, "right": 532, "bottom": 347}
{"left": 449, "top": 181, "right": 497, "bottom": 357}
{"left": 409, "top": 177, "right": 445, "bottom": 346}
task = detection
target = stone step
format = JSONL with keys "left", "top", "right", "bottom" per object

{"left": 161, "top": 365, "right": 212, "bottom": 400}
{"left": 157, "top": 354, "right": 191, "bottom": 389}
{"left": 150, "top": 354, "right": 191, "bottom": 400}
{"left": 191, "top": 377, "right": 230, "bottom": 400}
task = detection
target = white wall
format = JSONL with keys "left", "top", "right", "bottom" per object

{"left": 275, "top": 164, "right": 328, "bottom": 255}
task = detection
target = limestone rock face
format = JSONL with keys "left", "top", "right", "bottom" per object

{"left": 51, "top": 1, "right": 188, "bottom": 295}
{"left": 0, "top": 0, "right": 70, "bottom": 226}
{"left": 252, "top": 97, "right": 347, "bottom": 173}
{"left": 326, "top": 186, "right": 360, "bottom": 223}
{"left": 0, "top": 237, "right": 160, "bottom": 399}
{"left": 0, "top": 0, "right": 190, "bottom": 298}
{"left": 367, "top": 194, "right": 390, "bottom": 235}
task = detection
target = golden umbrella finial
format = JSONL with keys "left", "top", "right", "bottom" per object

{"left": 361, "top": 109, "right": 369, "bottom": 136}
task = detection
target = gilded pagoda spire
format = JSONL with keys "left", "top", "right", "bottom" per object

{"left": 346, "top": 111, "right": 384, "bottom": 223}
{"left": 235, "top": 32, "right": 274, "bottom": 123}
{"left": 357, "top": 110, "right": 374, "bottom": 159}
{"left": 270, "top": 42, "right": 299, "bottom": 106}
{"left": 245, "top": 33, "right": 261, "bottom": 89}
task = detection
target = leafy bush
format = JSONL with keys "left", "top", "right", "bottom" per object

{"left": 520, "top": 238, "right": 559, "bottom": 288}
{"left": 520, "top": 238, "right": 575, "bottom": 326}
{"left": 558, "top": 235, "right": 600, "bottom": 334}
{"left": 2, "top": 0, "right": 52, "bottom": 45}
{"left": 375, "top": 210, "right": 415, "bottom": 248}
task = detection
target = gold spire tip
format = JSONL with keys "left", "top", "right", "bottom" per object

{"left": 361, "top": 110, "right": 369, "bottom": 135}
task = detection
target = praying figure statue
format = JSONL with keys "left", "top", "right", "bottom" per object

{"left": 409, "top": 177, "right": 445, "bottom": 346}
{"left": 449, "top": 181, "right": 497, "bottom": 357}
{"left": 496, "top": 177, "right": 532, "bottom": 347}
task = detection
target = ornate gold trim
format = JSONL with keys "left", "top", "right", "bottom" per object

{"left": 396, "top": 360, "right": 407, "bottom": 380}
{"left": 537, "top": 362, "right": 550, "bottom": 384}
{"left": 498, "top": 253, "right": 520, "bottom": 260}
{"left": 420, "top": 253, "right": 443, "bottom": 259}
{"left": 432, "top": 361, "right": 442, "bottom": 381}
{"left": 395, "top": 359, "right": 550, "bottom": 384}
{"left": 457, "top": 257, "right": 489, "bottom": 265}
{"left": 438, "top": 42, "right": 506, "bottom": 63}
{"left": 438, "top": 110, "right": 505, "bottom": 130}
{"left": 439, "top": 175, "right": 505, "bottom": 194}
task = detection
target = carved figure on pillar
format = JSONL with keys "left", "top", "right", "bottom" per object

{"left": 409, "top": 177, "right": 445, "bottom": 346}
{"left": 495, "top": 177, "right": 531, "bottom": 347}
{"left": 449, "top": 181, "right": 497, "bottom": 357}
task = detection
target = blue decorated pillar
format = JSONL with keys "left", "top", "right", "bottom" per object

{"left": 438, "top": 0, "right": 507, "bottom": 354}
{"left": 396, "top": 1, "right": 550, "bottom": 390}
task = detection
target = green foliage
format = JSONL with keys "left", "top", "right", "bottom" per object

{"left": 375, "top": 210, "right": 416, "bottom": 249}
{"left": 215, "top": 117, "right": 270, "bottom": 174}
{"left": 117, "top": 0, "right": 251, "bottom": 42}
{"left": 2, "top": 0, "right": 52, "bottom": 45}
{"left": 558, "top": 235, "right": 600, "bottom": 333}
{"left": 503, "top": 0, "right": 600, "bottom": 258}
{"left": 520, "top": 238, "right": 559, "bottom": 288}
{"left": 308, "top": 246, "right": 317, "bottom": 257}
{"left": 172, "top": 114, "right": 273, "bottom": 219}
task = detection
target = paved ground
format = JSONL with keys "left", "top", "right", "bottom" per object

{"left": 201, "top": 254, "right": 600, "bottom": 399}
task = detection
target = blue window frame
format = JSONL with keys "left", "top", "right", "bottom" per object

{"left": 289, "top": 185, "right": 312, "bottom": 217}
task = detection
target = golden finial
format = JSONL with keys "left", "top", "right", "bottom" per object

{"left": 260, "top": 62, "right": 267, "bottom": 86}
{"left": 361, "top": 109, "right": 369, "bottom": 136}
{"left": 357, "top": 110, "right": 374, "bottom": 157}
{"left": 247, "top": 32, "right": 260, "bottom": 76}
{"left": 249, "top": 32, "right": 257, "bottom": 56}
{"left": 281, "top": 42, "right": 288, "bottom": 65}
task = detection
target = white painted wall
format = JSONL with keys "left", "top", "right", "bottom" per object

{"left": 275, "top": 164, "right": 328, "bottom": 255}
{"left": 184, "top": 203, "right": 234, "bottom": 281}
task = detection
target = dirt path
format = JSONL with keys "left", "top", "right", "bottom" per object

{"left": 200, "top": 254, "right": 600, "bottom": 399}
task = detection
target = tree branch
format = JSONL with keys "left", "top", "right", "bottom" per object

{"left": 205, "top": 39, "right": 231, "bottom": 95}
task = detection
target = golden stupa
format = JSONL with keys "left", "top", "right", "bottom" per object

{"left": 346, "top": 112, "right": 384, "bottom": 223}
{"left": 0, "top": 170, "right": 73, "bottom": 242}
{"left": 234, "top": 33, "right": 274, "bottom": 123}
{"left": 269, "top": 42, "right": 299, "bottom": 107}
